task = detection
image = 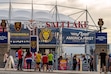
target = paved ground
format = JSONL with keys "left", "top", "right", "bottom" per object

{"left": 0, "top": 68, "right": 110, "bottom": 74}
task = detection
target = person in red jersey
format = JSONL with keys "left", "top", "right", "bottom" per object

{"left": 42, "top": 52, "right": 48, "bottom": 71}
{"left": 25, "top": 49, "right": 32, "bottom": 70}
{"left": 17, "top": 46, "right": 23, "bottom": 71}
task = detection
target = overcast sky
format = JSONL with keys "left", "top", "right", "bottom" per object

{"left": 0, "top": 0, "right": 111, "bottom": 43}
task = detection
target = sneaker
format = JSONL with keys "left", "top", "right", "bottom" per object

{"left": 20, "top": 69, "right": 23, "bottom": 71}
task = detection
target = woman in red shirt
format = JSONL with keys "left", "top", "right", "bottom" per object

{"left": 42, "top": 53, "right": 48, "bottom": 71}
{"left": 25, "top": 49, "right": 32, "bottom": 70}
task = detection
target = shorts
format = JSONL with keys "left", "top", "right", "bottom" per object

{"left": 48, "top": 61, "right": 53, "bottom": 65}
{"left": 26, "top": 59, "right": 32, "bottom": 63}
{"left": 101, "top": 61, "right": 106, "bottom": 68}
{"left": 36, "top": 62, "right": 41, "bottom": 65}
{"left": 43, "top": 63, "right": 48, "bottom": 65}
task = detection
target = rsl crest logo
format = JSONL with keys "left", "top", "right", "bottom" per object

{"left": 14, "top": 22, "right": 22, "bottom": 32}
{"left": 31, "top": 41, "right": 36, "bottom": 49}
{"left": 39, "top": 28, "right": 53, "bottom": 43}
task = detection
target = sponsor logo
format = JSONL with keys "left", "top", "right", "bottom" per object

{"left": 0, "top": 35, "right": 7, "bottom": 40}
{"left": 14, "top": 22, "right": 22, "bottom": 32}
{"left": 31, "top": 41, "right": 36, "bottom": 49}
{"left": 1, "top": 20, "right": 6, "bottom": 28}
{"left": 96, "top": 36, "right": 106, "bottom": 41}
{"left": 39, "top": 28, "right": 53, "bottom": 43}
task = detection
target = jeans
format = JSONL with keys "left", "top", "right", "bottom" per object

{"left": 17, "top": 58, "right": 23, "bottom": 70}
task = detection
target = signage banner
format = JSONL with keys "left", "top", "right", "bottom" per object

{"left": 62, "top": 28, "right": 95, "bottom": 44}
{"left": 10, "top": 24, "right": 30, "bottom": 44}
{"left": 0, "top": 32, "right": 8, "bottom": 43}
{"left": 96, "top": 32, "right": 107, "bottom": 44}
{"left": 39, "top": 28, "right": 58, "bottom": 44}
{"left": 59, "top": 59, "right": 67, "bottom": 70}
{"left": 30, "top": 36, "right": 37, "bottom": 53}
{"left": 10, "top": 37, "right": 29, "bottom": 44}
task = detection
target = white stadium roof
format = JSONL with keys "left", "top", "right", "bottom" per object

{"left": 0, "top": 9, "right": 75, "bottom": 23}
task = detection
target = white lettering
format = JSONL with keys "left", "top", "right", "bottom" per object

{"left": 10, "top": 40, "right": 30, "bottom": 43}
{"left": 66, "top": 36, "right": 93, "bottom": 41}
{"left": 71, "top": 32, "right": 89, "bottom": 36}
{"left": 0, "top": 36, "right": 7, "bottom": 40}
{"left": 96, "top": 36, "right": 106, "bottom": 41}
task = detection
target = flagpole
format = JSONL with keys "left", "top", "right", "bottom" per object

{"left": 8, "top": 0, "right": 11, "bottom": 32}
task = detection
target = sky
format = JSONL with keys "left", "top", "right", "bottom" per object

{"left": 0, "top": 0, "right": 111, "bottom": 54}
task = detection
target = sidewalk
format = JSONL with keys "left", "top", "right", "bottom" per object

{"left": 0, "top": 68, "right": 100, "bottom": 74}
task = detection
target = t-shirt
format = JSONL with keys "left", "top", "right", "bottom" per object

{"left": 18, "top": 49, "right": 23, "bottom": 59}
{"left": 36, "top": 53, "right": 41, "bottom": 62}
{"left": 100, "top": 52, "right": 107, "bottom": 62}
{"left": 48, "top": 53, "right": 53, "bottom": 61}
{"left": 42, "top": 55, "right": 48, "bottom": 63}
{"left": 15, "top": 52, "right": 18, "bottom": 57}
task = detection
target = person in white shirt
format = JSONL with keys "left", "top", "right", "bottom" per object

{"left": 3, "top": 52, "right": 8, "bottom": 67}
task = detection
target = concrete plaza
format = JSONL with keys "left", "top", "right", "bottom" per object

{"left": 0, "top": 68, "right": 111, "bottom": 74}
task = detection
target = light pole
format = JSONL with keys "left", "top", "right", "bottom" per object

{"left": 98, "top": 18, "right": 104, "bottom": 32}
{"left": 55, "top": 32, "right": 60, "bottom": 56}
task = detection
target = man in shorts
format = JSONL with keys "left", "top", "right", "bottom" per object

{"left": 48, "top": 51, "right": 54, "bottom": 72}
{"left": 42, "top": 52, "right": 48, "bottom": 71}
{"left": 99, "top": 49, "right": 107, "bottom": 73}
{"left": 35, "top": 51, "right": 41, "bottom": 71}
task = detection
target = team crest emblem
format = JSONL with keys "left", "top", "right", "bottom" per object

{"left": 14, "top": 22, "right": 22, "bottom": 32}
{"left": 39, "top": 28, "right": 53, "bottom": 43}
{"left": 31, "top": 41, "right": 36, "bottom": 49}
{"left": 1, "top": 20, "right": 6, "bottom": 28}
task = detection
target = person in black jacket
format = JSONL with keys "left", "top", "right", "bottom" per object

{"left": 73, "top": 55, "right": 77, "bottom": 70}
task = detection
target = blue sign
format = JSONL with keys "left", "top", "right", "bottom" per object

{"left": 10, "top": 24, "right": 30, "bottom": 33}
{"left": 62, "top": 28, "right": 95, "bottom": 44}
{"left": 96, "top": 32, "right": 107, "bottom": 44}
{"left": 0, "top": 32, "right": 8, "bottom": 43}
{"left": 10, "top": 37, "right": 29, "bottom": 44}
{"left": 30, "top": 37, "right": 37, "bottom": 53}
{"left": 10, "top": 24, "right": 30, "bottom": 44}
{"left": 39, "top": 28, "right": 58, "bottom": 44}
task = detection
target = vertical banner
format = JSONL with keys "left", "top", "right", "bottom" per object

{"left": 96, "top": 32, "right": 107, "bottom": 44}
{"left": 30, "top": 36, "right": 37, "bottom": 53}
{"left": 0, "top": 32, "right": 8, "bottom": 43}
{"left": 95, "top": 32, "right": 107, "bottom": 54}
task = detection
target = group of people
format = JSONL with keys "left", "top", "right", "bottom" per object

{"left": 3, "top": 47, "right": 111, "bottom": 73}
{"left": 16, "top": 46, "right": 54, "bottom": 72}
